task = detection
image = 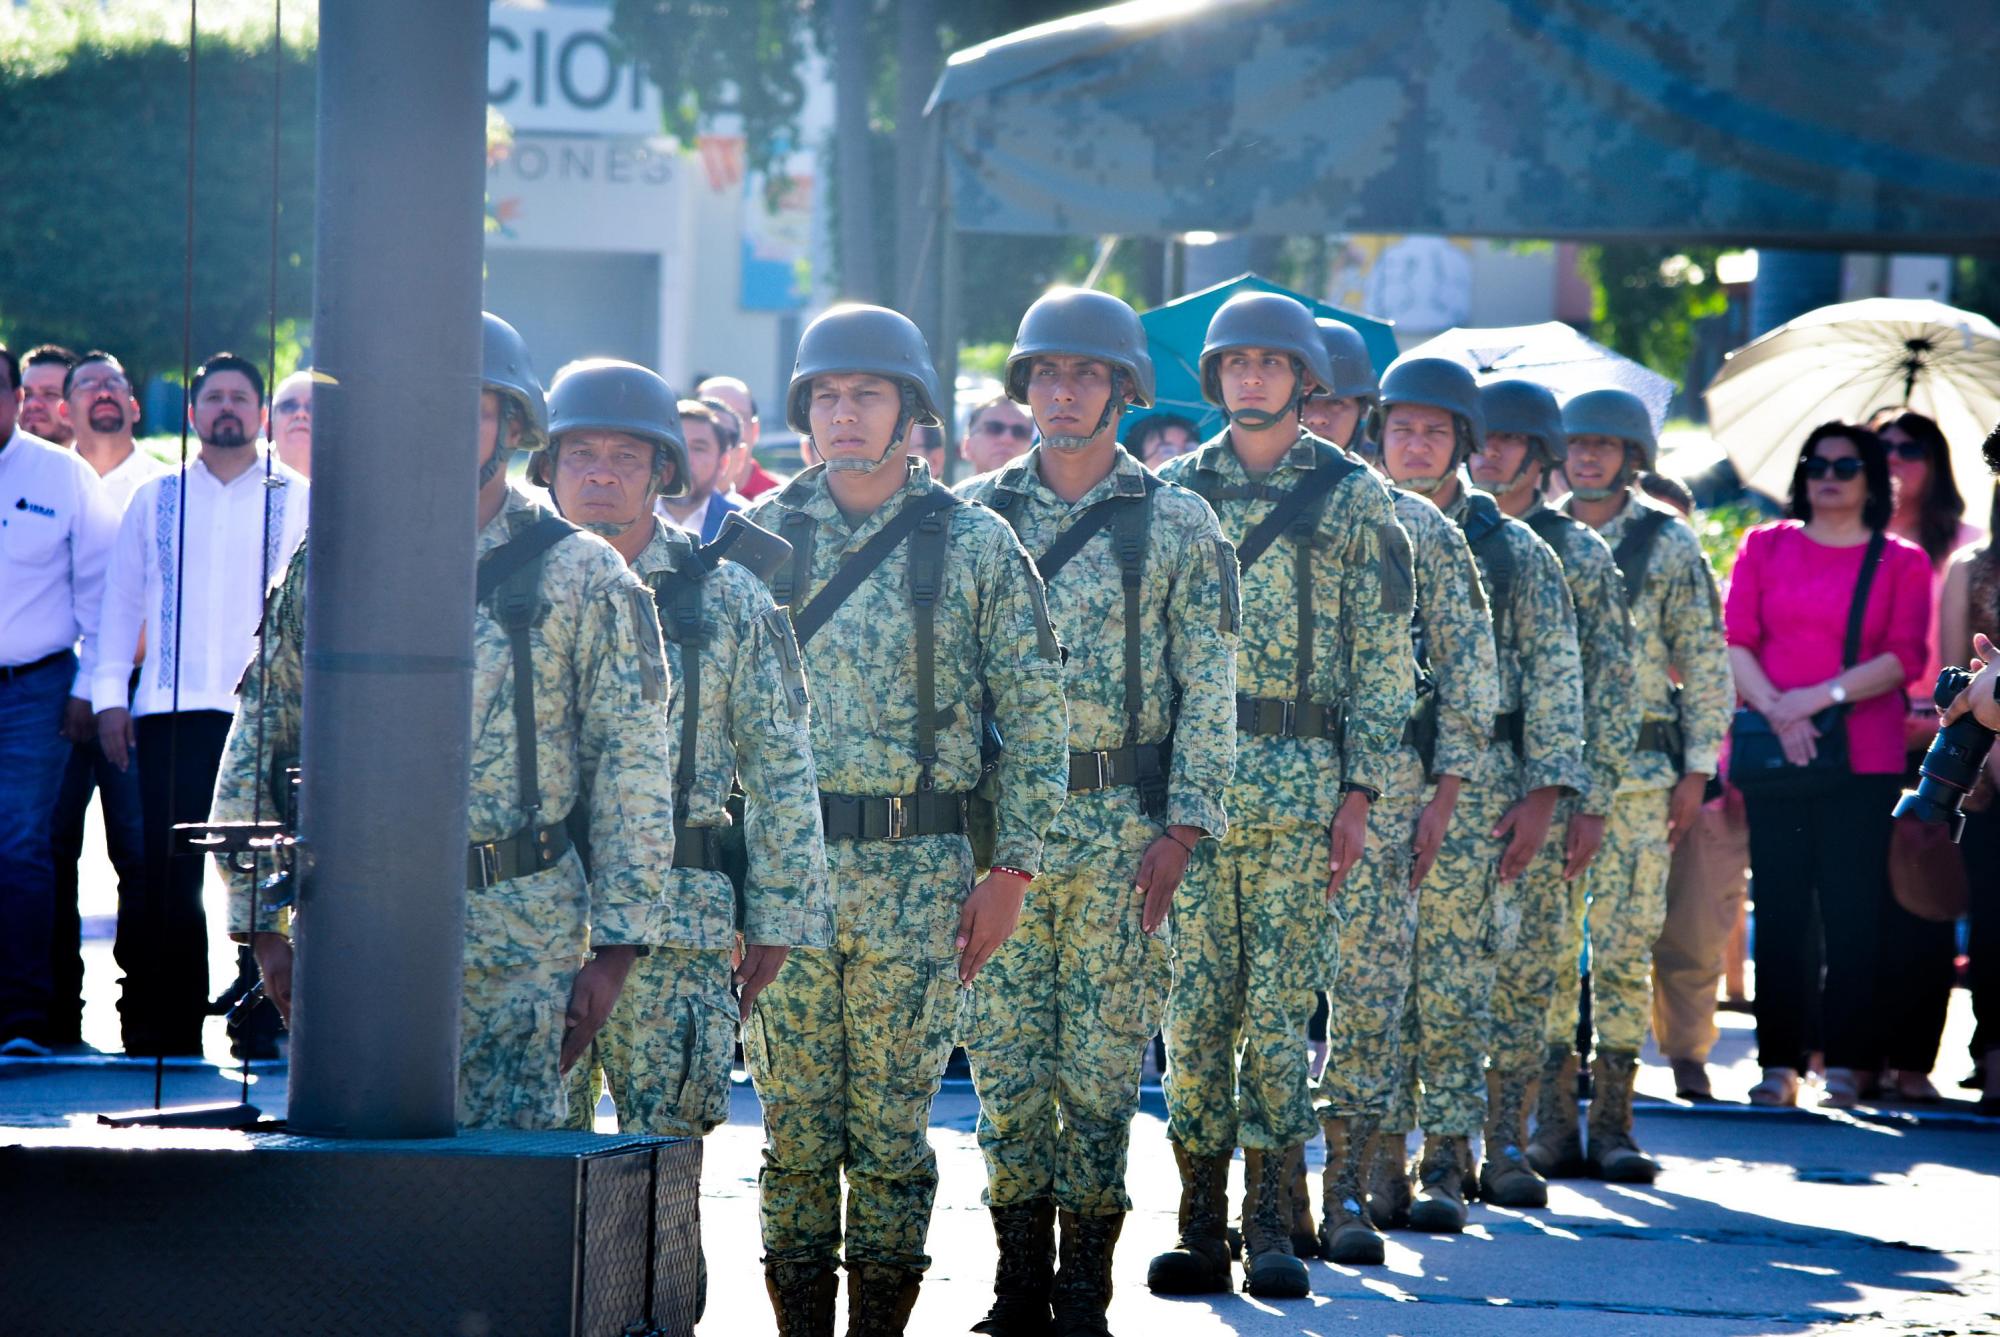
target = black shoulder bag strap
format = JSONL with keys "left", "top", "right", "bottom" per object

{"left": 790, "top": 489, "right": 959, "bottom": 648}
{"left": 1611, "top": 506, "right": 1673, "bottom": 606}
{"left": 907, "top": 500, "right": 954, "bottom": 793}
{"left": 1842, "top": 530, "right": 1889, "bottom": 674}
{"left": 477, "top": 511, "right": 577, "bottom": 832}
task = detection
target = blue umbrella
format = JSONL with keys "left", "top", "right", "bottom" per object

{"left": 1123, "top": 273, "right": 1398, "bottom": 444}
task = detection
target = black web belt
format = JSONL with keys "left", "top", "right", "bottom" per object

{"left": 1236, "top": 693, "right": 1341, "bottom": 741}
{"left": 819, "top": 790, "right": 968, "bottom": 842}
{"left": 466, "top": 816, "right": 572, "bottom": 889}
{"left": 1067, "top": 742, "right": 1169, "bottom": 793}
{"left": 672, "top": 820, "right": 727, "bottom": 872}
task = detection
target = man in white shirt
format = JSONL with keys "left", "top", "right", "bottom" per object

{"left": 0, "top": 344, "right": 117, "bottom": 1057}
{"left": 93, "top": 352, "right": 307, "bottom": 1056}
{"left": 19, "top": 345, "right": 77, "bottom": 447}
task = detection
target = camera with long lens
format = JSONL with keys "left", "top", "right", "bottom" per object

{"left": 1894, "top": 665, "right": 1999, "bottom": 841}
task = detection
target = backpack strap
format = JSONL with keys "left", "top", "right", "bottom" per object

{"left": 1611, "top": 505, "right": 1674, "bottom": 606}
{"left": 907, "top": 497, "right": 955, "bottom": 794}
{"left": 769, "top": 506, "right": 819, "bottom": 611}
{"left": 1455, "top": 491, "right": 1516, "bottom": 634}
{"left": 475, "top": 509, "right": 578, "bottom": 837}
{"left": 790, "top": 489, "right": 958, "bottom": 647}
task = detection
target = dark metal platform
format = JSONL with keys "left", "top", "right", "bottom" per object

{"left": 1, "top": 1125, "right": 701, "bottom": 1336}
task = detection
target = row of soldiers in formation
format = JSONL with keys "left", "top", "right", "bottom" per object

{"left": 210, "top": 286, "right": 1731, "bottom": 1337}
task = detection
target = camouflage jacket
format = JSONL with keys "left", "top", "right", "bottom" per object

{"left": 957, "top": 445, "right": 1239, "bottom": 853}
{"left": 1518, "top": 496, "right": 1638, "bottom": 815}
{"left": 1390, "top": 487, "right": 1500, "bottom": 792}
{"left": 1443, "top": 482, "right": 1588, "bottom": 798}
{"left": 1564, "top": 489, "right": 1732, "bottom": 790}
{"left": 634, "top": 519, "right": 830, "bottom": 950}
{"left": 215, "top": 489, "right": 678, "bottom": 960}
{"left": 745, "top": 459, "right": 1069, "bottom": 874}
{"left": 1159, "top": 430, "right": 1414, "bottom": 824}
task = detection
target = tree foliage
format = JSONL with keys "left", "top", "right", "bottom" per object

{"left": 1576, "top": 243, "right": 1730, "bottom": 385}
{"left": 0, "top": 1, "right": 316, "bottom": 391}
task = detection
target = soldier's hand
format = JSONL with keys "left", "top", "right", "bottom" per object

{"left": 1665, "top": 773, "right": 1710, "bottom": 851}
{"left": 1325, "top": 792, "right": 1370, "bottom": 901}
{"left": 735, "top": 943, "right": 791, "bottom": 1021}
{"left": 1492, "top": 785, "right": 1560, "bottom": 882}
{"left": 1410, "top": 777, "right": 1461, "bottom": 890}
{"left": 1562, "top": 812, "right": 1607, "bottom": 880}
{"left": 250, "top": 932, "right": 294, "bottom": 1027}
{"left": 1135, "top": 827, "right": 1199, "bottom": 935}
{"left": 561, "top": 945, "right": 639, "bottom": 1075}
{"left": 97, "top": 706, "right": 135, "bottom": 771}
{"left": 957, "top": 869, "right": 1029, "bottom": 984}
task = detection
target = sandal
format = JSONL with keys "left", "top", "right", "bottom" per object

{"left": 1748, "top": 1067, "right": 1799, "bottom": 1107}
{"left": 1821, "top": 1067, "right": 1864, "bottom": 1109}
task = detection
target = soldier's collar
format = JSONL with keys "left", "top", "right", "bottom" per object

{"left": 999, "top": 445, "right": 1148, "bottom": 506}
{"left": 639, "top": 516, "right": 695, "bottom": 573}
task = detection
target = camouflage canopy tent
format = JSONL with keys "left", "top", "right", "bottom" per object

{"left": 923, "top": 0, "right": 2000, "bottom": 248}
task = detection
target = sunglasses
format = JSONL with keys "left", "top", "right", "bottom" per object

{"left": 976, "top": 420, "right": 1033, "bottom": 439}
{"left": 1803, "top": 456, "right": 1864, "bottom": 481}
{"left": 275, "top": 397, "right": 310, "bottom": 415}
{"left": 1887, "top": 439, "right": 1928, "bottom": 462}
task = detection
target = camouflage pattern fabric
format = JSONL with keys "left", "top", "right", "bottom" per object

{"left": 1318, "top": 487, "right": 1497, "bottom": 1124}
{"left": 956, "top": 445, "right": 1237, "bottom": 1215}
{"left": 213, "top": 489, "right": 678, "bottom": 1128}
{"left": 741, "top": 458, "right": 1067, "bottom": 1272}
{"left": 1156, "top": 429, "right": 1411, "bottom": 1157}
{"left": 1549, "top": 491, "right": 1732, "bottom": 1053}
{"left": 567, "top": 518, "right": 830, "bottom": 1136}
{"left": 1488, "top": 499, "right": 1638, "bottom": 1074}
{"left": 746, "top": 835, "right": 972, "bottom": 1271}
{"left": 1165, "top": 824, "right": 1338, "bottom": 1154}
{"left": 961, "top": 841, "right": 1167, "bottom": 1213}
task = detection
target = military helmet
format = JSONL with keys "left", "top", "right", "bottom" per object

{"left": 537, "top": 358, "right": 691, "bottom": 498}
{"left": 1198, "top": 291, "right": 1333, "bottom": 406}
{"left": 1312, "top": 318, "right": 1378, "bottom": 401}
{"left": 785, "top": 304, "right": 944, "bottom": 434}
{"left": 481, "top": 312, "right": 547, "bottom": 448}
{"left": 1004, "top": 287, "right": 1155, "bottom": 408}
{"left": 1378, "top": 356, "right": 1485, "bottom": 452}
{"left": 1562, "top": 387, "right": 1658, "bottom": 468}
{"left": 1479, "top": 378, "right": 1567, "bottom": 464}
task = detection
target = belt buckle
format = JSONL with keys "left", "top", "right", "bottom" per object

{"left": 1091, "top": 751, "right": 1111, "bottom": 789}
{"left": 472, "top": 842, "right": 500, "bottom": 887}
{"left": 885, "top": 795, "right": 909, "bottom": 841}
{"left": 1278, "top": 699, "right": 1297, "bottom": 736}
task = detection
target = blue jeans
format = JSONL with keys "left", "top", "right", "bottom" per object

{"left": 50, "top": 678, "right": 146, "bottom": 1042}
{"left": 0, "top": 651, "right": 78, "bottom": 1040}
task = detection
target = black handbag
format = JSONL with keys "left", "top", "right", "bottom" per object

{"left": 1728, "top": 530, "right": 1886, "bottom": 798}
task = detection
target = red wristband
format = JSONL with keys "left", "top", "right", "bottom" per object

{"left": 990, "top": 864, "right": 1035, "bottom": 884}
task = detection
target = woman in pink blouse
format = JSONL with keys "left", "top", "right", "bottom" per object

{"left": 1724, "top": 423, "right": 1932, "bottom": 1110}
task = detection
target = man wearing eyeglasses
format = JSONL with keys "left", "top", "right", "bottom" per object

{"left": 961, "top": 395, "right": 1036, "bottom": 476}
{"left": 268, "top": 370, "right": 314, "bottom": 477}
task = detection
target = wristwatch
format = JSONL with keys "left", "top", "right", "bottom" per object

{"left": 1828, "top": 681, "right": 1848, "bottom": 705}
{"left": 1338, "top": 781, "right": 1381, "bottom": 803}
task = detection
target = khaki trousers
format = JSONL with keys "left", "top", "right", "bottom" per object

{"left": 1649, "top": 791, "right": 1749, "bottom": 1063}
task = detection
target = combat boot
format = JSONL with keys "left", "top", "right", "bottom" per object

{"left": 846, "top": 1260, "right": 921, "bottom": 1337}
{"left": 1145, "top": 1139, "right": 1233, "bottom": 1294}
{"left": 763, "top": 1259, "right": 837, "bottom": 1337}
{"left": 1362, "top": 1131, "right": 1412, "bottom": 1229}
{"left": 1284, "top": 1144, "right": 1319, "bottom": 1258}
{"left": 1315, "top": 1117, "right": 1385, "bottom": 1264}
{"left": 971, "top": 1198, "right": 1056, "bottom": 1336}
{"left": 1050, "top": 1209, "right": 1122, "bottom": 1337}
{"left": 1525, "top": 1045, "right": 1587, "bottom": 1179}
{"left": 1241, "top": 1143, "right": 1311, "bottom": 1298}
{"left": 1585, "top": 1050, "right": 1661, "bottom": 1183}
{"left": 1407, "top": 1135, "right": 1472, "bottom": 1233}
{"left": 1478, "top": 1068, "right": 1548, "bottom": 1208}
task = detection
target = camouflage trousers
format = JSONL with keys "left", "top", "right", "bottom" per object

{"left": 561, "top": 946, "right": 738, "bottom": 1136}
{"left": 460, "top": 953, "right": 581, "bottom": 1129}
{"left": 1487, "top": 798, "right": 1583, "bottom": 1074}
{"left": 1387, "top": 781, "right": 1510, "bottom": 1137}
{"left": 1316, "top": 779, "right": 1420, "bottom": 1122}
{"left": 745, "top": 833, "right": 970, "bottom": 1272}
{"left": 963, "top": 836, "right": 1168, "bottom": 1215}
{"left": 1547, "top": 786, "right": 1672, "bottom": 1055}
{"left": 1165, "top": 822, "right": 1337, "bottom": 1155}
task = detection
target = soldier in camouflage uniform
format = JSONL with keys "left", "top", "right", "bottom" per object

{"left": 1374, "top": 359, "right": 1587, "bottom": 1233}
{"left": 1527, "top": 388, "right": 1731, "bottom": 1184}
{"left": 955, "top": 288, "right": 1238, "bottom": 1336}
{"left": 214, "top": 313, "right": 678, "bottom": 1129}
{"left": 1308, "top": 340, "right": 1499, "bottom": 1264}
{"left": 1299, "top": 316, "right": 1379, "bottom": 460}
{"left": 1149, "top": 291, "right": 1413, "bottom": 1301}
{"left": 742, "top": 305, "right": 1069, "bottom": 1337}
{"left": 1469, "top": 379, "right": 1638, "bottom": 1207}
{"left": 529, "top": 360, "right": 828, "bottom": 1144}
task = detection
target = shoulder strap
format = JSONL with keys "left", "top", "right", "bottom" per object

{"left": 1522, "top": 506, "right": 1573, "bottom": 555}
{"left": 650, "top": 557, "right": 707, "bottom": 800}
{"left": 769, "top": 506, "right": 819, "bottom": 610}
{"left": 1235, "top": 446, "right": 1357, "bottom": 571}
{"left": 477, "top": 510, "right": 578, "bottom": 831}
{"left": 1025, "top": 473, "right": 1165, "bottom": 584}
{"left": 1111, "top": 483, "right": 1158, "bottom": 750}
{"left": 475, "top": 512, "right": 577, "bottom": 605}
{"left": 1842, "top": 530, "right": 1889, "bottom": 669}
{"left": 792, "top": 488, "right": 960, "bottom": 647}
{"left": 1611, "top": 506, "right": 1673, "bottom": 606}
{"left": 1456, "top": 493, "right": 1516, "bottom": 632}
{"left": 907, "top": 499, "right": 954, "bottom": 791}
